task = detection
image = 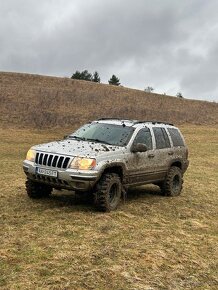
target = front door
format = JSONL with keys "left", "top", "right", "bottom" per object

{"left": 127, "top": 127, "right": 156, "bottom": 185}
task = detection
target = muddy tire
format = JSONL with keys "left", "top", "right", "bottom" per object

{"left": 94, "top": 173, "right": 122, "bottom": 212}
{"left": 26, "top": 178, "right": 52, "bottom": 199}
{"left": 161, "top": 166, "right": 183, "bottom": 196}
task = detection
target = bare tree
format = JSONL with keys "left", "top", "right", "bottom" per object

{"left": 144, "top": 86, "right": 154, "bottom": 93}
{"left": 176, "top": 92, "right": 183, "bottom": 98}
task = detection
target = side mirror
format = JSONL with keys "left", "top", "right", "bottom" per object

{"left": 63, "top": 135, "right": 69, "bottom": 139}
{"left": 131, "top": 143, "right": 148, "bottom": 153}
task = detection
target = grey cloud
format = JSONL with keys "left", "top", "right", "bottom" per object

{"left": 0, "top": 0, "right": 217, "bottom": 101}
{"left": 181, "top": 42, "right": 218, "bottom": 99}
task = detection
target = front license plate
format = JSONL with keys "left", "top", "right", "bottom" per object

{"left": 36, "top": 167, "right": 58, "bottom": 178}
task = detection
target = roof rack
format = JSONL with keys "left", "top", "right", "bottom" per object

{"left": 133, "top": 120, "right": 174, "bottom": 126}
{"left": 97, "top": 118, "right": 135, "bottom": 122}
{"left": 97, "top": 118, "right": 174, "bottom": 126}
{"left": 97, "top": 118, "right": 124, "bottom": 121}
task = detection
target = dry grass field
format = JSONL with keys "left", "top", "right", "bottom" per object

{"left": 0, "top": 72, "right": 218, "bottom": 129}
{"left": 0, "top": 125, "right": 217, "bottom": 290}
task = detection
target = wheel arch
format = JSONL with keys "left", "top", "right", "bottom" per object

{"left": 170, "top": 159, "right": 182, "bottom": 170}
{"left": 98, "top": 162, "right": 126, "bottom": 182}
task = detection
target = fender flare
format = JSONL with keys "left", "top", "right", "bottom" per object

{"left": 97, "top": 162, "right": 127, "bottom": 182}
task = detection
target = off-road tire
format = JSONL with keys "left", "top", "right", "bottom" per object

{"left": 26, "top": 178, "right": 52, "bottom": 199}
{"left": 161, "top": 166, "right": 183, "bottom": 196}
{"left": 94, "top": 173, "right": 122, "bottom": 212}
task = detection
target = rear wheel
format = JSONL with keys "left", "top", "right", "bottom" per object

{"left": 26, "top": 178, "right": 52, "bottom": 199}
{"left": 94, "top": 173, "right": 122, "bottom": 212}
{"left": 160, "top": 166, "right": 183, "bottom": 196}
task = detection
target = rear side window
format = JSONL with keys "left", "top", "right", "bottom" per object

{"left": 133, "top": 128, "right": 152, "bottom": 150}
{"left": 168, "top": 128, "right": 184, "bottom": 147}
{"left": 153, "top": 127, "right": 171, "bottom": 149}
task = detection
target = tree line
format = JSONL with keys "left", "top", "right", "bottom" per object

{"left": 71, "top": 70, "right": 183, "bottom": 97}
{"left": 71, "top": 70, "right": 120, "bottom": 86}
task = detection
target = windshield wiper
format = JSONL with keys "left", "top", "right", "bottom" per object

{"left": 69, "top": 136, "right": 112, "bottom": 145}
{"left": 69, "top": 135, "right": 86, "bottom": 141}
{"left": 84, "top": 138, "right": 112, "bottom": 145}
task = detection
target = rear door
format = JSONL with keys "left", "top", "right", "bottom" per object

{"left": 152, "top": 127, "right": 173, "bottom": 179}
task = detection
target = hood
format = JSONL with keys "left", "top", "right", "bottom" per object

{"left": 33, "top": 139, "right": 123, "bottom": 158}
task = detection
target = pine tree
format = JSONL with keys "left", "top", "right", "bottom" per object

{"left": 71, "top": 70, "right": 81, "bottom": 79}
{"left": 92, "top": 71, "right": 100, "bottom": 83}
{"left": 71, "top": 70, "right": 92, "bottom": 81}
{"left": 108, "top": 75, "right": 120, "bottom": 86}
{"left": 80, "top": 70, "right": 92, "bottom": 81}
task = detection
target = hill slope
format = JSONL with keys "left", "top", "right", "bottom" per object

{"left": 0, "top": 72, "right": 217, "bottom": 129}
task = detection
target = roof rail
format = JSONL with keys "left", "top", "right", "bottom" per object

{"left": 97, "top": 117, "right": 123, "bottom": 121}
{"left": 97, "top": 118, "right": 174, "bottom": 126}
{"left": 97, "top": 118, "right": 133, "bottom": 122}
{"left": 133, "top": 120, "right": 174, "bottom": 126}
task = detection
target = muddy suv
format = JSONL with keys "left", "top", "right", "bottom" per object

{"left": 23, "top": 118, "right": 189, "bottom": 211}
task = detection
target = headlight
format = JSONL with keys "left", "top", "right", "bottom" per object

{"left": 26, "top": 149, "right": 36, "bottom": 162}
{"left": 70, "top": 157, "right": 96, "bottom": 170}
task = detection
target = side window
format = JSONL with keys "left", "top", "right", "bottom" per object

{"left": 162, "top": 128, "right": 171, "bottom": 147}
{"left": 153, "top": 127, "right": 171, "bottom": 149}
{"left": 168, "top": 128, "right": 184, "bottom": 147}
{"left": 133, "top": 128, "right": 152, "bottom": 150}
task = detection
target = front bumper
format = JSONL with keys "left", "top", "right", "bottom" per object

{"left": 23, "top": 160, "right": 99, "bottom": 191}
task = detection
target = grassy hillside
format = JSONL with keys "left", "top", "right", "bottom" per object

{"left": 0, "top": 126, "right": 217, "bottom": 289}
{"left": 0, "top": 72, "right": 217, "bottom": 288}
{"left": 0, "top": 72, "right": 217, "bottom": 129}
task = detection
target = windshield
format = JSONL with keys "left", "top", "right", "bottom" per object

{"left": 70, "top": 122, "right": 134, "bottom": 146}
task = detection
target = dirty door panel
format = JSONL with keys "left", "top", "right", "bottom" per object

{"left": 152, "top": 127, "right": 173, "bottom": 177}
{"left": 126, "top": 128, "right": 159, "bottom": 184}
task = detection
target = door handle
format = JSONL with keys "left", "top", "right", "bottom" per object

{"left": 148, "top": 153, "right": 155, "bottom": 158}
{"left": 168, "top": 151, "right": 174, "bottom": 155}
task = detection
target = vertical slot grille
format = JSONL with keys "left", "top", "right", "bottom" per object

{"left": 57, "top": 156, "right": 64, "bottom": 168}
{"left": 35, "top": 152, "right": 70, "bottom": 169}
{"left": 35, "top": 152, "right": 39, "bottom": 164}
{"left": 43, "top": 154, "right": 48, "bottom": 165}
{"left": 47, "top": 155, "right": 53, "bottom": 166}
{"left": 39, "top": 153, "right": 43, "bottom": 165}
{"left": 52, "top": 156, "right": 58, "bottom": 167}
{"left": 63, "top": 157, "right": 70, "bottom": 168}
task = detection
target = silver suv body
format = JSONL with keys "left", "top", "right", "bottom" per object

{"left": 23, "top": 119, "right": 189, "bottom": 211}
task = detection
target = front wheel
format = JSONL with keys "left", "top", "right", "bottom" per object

{"left": 94, "top": 173, "right": 122, "bottom": 212}
{"left": 161, "top": 166, "right": 183, "bottom": 196}
{"left": 26, "top": 178, "right": 52, "bottom": 199}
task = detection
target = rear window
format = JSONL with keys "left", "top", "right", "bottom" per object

{"left": 153, "top": 127, "right": 171, "bottom": 149}
{"left": 168, "top": 128, "right": 184, "bottom": 147}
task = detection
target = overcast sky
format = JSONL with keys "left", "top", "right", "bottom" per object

{"left": 0, "top": 0, "right": 218, "bottom": 101}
